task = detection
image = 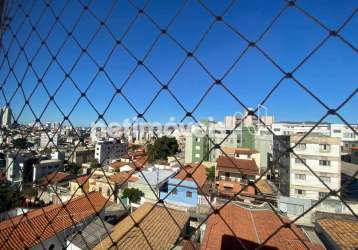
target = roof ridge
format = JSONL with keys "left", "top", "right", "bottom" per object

{"left": 249, "top": 209, "right": 261, "bottom": 244}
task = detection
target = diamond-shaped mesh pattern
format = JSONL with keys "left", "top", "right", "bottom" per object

{"left": 0, "top": 0, "right": 357, "bottom": 249}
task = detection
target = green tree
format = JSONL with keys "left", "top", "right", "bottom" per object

{"left": 13, "top": 138, "right": 33, "bottom": 149}
{"left": 206, "top": 166, "right": 216, "bottom": 181}
{"left": 65, "top": 163, "right": 81, "bottom": 175}
{"left": 147, "top": 136, "right": 179, "bottom": 162}
{"left": 0, "top": 180, "right": 22, "bottom": 212}
{"left": 122, "top": 188, "right": 144, "bottom": 203}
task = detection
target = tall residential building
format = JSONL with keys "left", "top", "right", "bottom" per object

{"left": 184, "top": 124, "right": 255, "bottom": 163}
{"left": 95, "top": 138, "right": 128, "bottom": 166}
{"left": 40, "top": 132, "right": 58, "bottom": 149}
{"left": 1, "top": 107, "right": 12, "bottom": 127}
{"left": 273, "top": 134, "right": 341, "bottom": 200}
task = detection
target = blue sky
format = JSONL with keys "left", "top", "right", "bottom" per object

{"left": 1, "top": 0, "right": 357, "bottom": 126}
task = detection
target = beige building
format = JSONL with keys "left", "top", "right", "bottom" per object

{"left": 290, "top": 134, "right": 341, "bottom": 200}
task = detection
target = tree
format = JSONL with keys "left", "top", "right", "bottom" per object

{"left": 12, "top": 138, "right": 33, "bottom": 149}
{"left": 122, "top": 188, "right": 144, "bottom": 203}
{"left": 65, "top": 163, "right": 81, "bottom": 175}
{"left": 147, "top": 136, "right": 179, "bottom": 162}
{"left": 206, "top": 166, "right": 216, "bottom": 181}
{"left": 0, "top": 180, "right": 22, "bottom": 212}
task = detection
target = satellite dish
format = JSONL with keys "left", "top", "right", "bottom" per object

{"left": 279, "top": 203, "right": 287, "bottom": 213}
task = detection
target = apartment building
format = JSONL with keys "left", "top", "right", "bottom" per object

{"left": 94, "top": 138, "right": 128, "bottom": 166}
{"left": 184, "top": 124, "right": 255, "bottom": 164}
{"left": 290, "top": 134, "right": 341, "bottom": 200}
{"left": 271, "top": 122, "right": 357, "bottom": 153}
{"left": 40, "top": 132, "right": 59, "bottom": 149}
{"left": 273, "top": 134, "right": 341, "bottom": 201}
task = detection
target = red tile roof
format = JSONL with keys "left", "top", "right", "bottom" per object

{"left": 216, "top": 180, "right": 255, "bottom": 197}
{"left": 175, "top": 164, "right": 208, "bottom": 188}
{"left": 109, "top": 172, "right": 138, "bottom": 184}
{"left": 217, "top": 155, "right": 259, "bottom": 176}
{"left": 317, "top": 218, "right": 358, "bottom": 250}
{"left": 73, "top": 175, "right": 90, "bottom": 185}
{"left": 0, "top": 192, "right": 109, "bottom": 250}
{"left": 39, "top": 172, "right": 71, "bottom": 186}
{"left": 201, "top": 203, "right": 323, "bottom": 250}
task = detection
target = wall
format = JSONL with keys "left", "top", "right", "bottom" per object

{"left": 160, "top": 178, "right": 198, "bottom": 207}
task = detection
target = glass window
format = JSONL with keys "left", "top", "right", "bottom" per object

{"left": 295, "top": 174, "right": 306, "bottom": 180}
{"left": 295, "top": 189, "right": 305, "bottom": 195}
{"left": 172, "top": 188, "right": 177, "bottom": 195}
{"left": 186, "top": 191, "right": 192, "bottom": 198}
{"left": 319, "top": 176, "right": 331, "bottom": 183}
{"left": 319, "top": 144, "right": 330, "bottom": 152}
{"left": 296, "top": 143, "right": 306, "bottom": 150}
{"left": 319, "top": 192, "right": 328, "bottom": 199}
{"left": 319, "top": 160, "right": 330, "bottom": 166}
{"left": 294, "top": 158, "right": 306, "bottom": 164}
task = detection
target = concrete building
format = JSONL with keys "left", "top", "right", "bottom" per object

{"left": 290, "top": 134, "right": 341, "bottom": 200}
{"left": 128, "top": 168, "right": 176, "bottom": 201}
{"left": 184, "top": 124, "right": 255, "bottom": 164}
{"left": 69, "top": 147, "right": 95, "bottom": 166}
{"left": 5, "top": 152, "right": 35, "bottom": 184}
{"left": 40, "top": 132, "right": 58, "bottom": 149}
{"left": 94, "top": 138, "right": 128, "bottom": 166}
{"left": 32, "top": 159, "right": 63, "bottom": 182}
{"left": 1, "top": 107, "right": 12, "bottom": 127}
{"left": 273, "top": 134, "right": 341, "bottom": 201}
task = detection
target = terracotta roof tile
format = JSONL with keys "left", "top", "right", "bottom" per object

{"left": 317, "top": 218, "right": 358, "bottom": 250}
{"left": 217, "top": 155, "right": 259, "bottom": 176}
{"left": 109, "top": 172, "right": 138, "bottom": 184}
{"left": 0, "top": 192, "right": 109, "bottom": 250}
{"left": 39, "top": 172, "right": 72, "bottom": 186}
{"left": 201, "top": 203, "right": 323, "bottom": 250}
{"left": 216, "top": 180, "right": 255, "bottom": 196}
{"left": 94, "top": 203, "right": 189, "bottom": 250}
{"left": 175, "top": 164, "right": 208, "bottom": 188}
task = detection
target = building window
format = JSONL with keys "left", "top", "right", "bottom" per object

{"left": 195, "top": 153, "right": 200, "bottom": 158}
{"left": 319, "top": 176, "right": 331, "bottom": 183}
{"left": 99, "top": 187, "right": 102, "bottom": 192}
{"left": 186, "top": 191, "right": 192, "bottom": 198}
{"left": 294, "top": 158, "right": 306, "bottom": 164}
{"left": 319, "top": 144, "right": 330, "bottom": 152}
{"left": 195, "top": 145, "right": 200, "bottom": 150}
{"left": 295, "top": 189, "right": 305, "bottom": 195}
{"left": 319, "top": 192, "right": 328, "bottom": 199}
{"left": 295, "top": 174, "right": 306, "bottom": 180}
{"left": 333, "top": 129, "right": 341, "bottom": 133}
{"left": 195, "top": 138, "right": 201, "bottom": 142}
{"left": 319, "top": 160, "right": 331, "bottom": 166}
{"left": 107, "top": 189, "right": 111, "bottom": 196}
{"left": 49, "top": 244, "right": 55, "bottom": 250}
{"left": 296, "top": 143, "right": 306, "bottom": 150}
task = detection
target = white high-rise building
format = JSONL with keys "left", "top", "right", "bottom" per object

{"left": 95, "top": 138, "right": 128, "bottom": 166}
{"left": 40, "top": 132, "right": 58, "bottom": 149}
{"left": 274, "top": 134, "right": 341, "bottom": 201}
{"left": 1, "top": 107, "right": 12, "bottom": 127}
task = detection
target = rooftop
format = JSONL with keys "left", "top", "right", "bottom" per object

{"left": 136, "top": 169, "right": 176, "bottom": 186}
{"left": 317, "top": 218, "right": 358, "bottom": 250}
{"left": 0, "top": 192, "right": 109, "bottom": 250}
{"left": 93, "top": 203, "right": 189, "bottom": 250}
{"left": 174, "top": 164, "right": 208, "bottom": 188}
{"left": 70, "top": 217, "right": 114, "bottom": 249}
{"left": 39, "top": 172, "right": 72, "bottom": 186}
{"left": 109, "top": 172, "right": 139, "bottom": 184}
{"left": 217, "top": 155, "right": 259, "bottom": 176}
{"left": 201, "top": 203, "right": 323, "bottom": 250}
